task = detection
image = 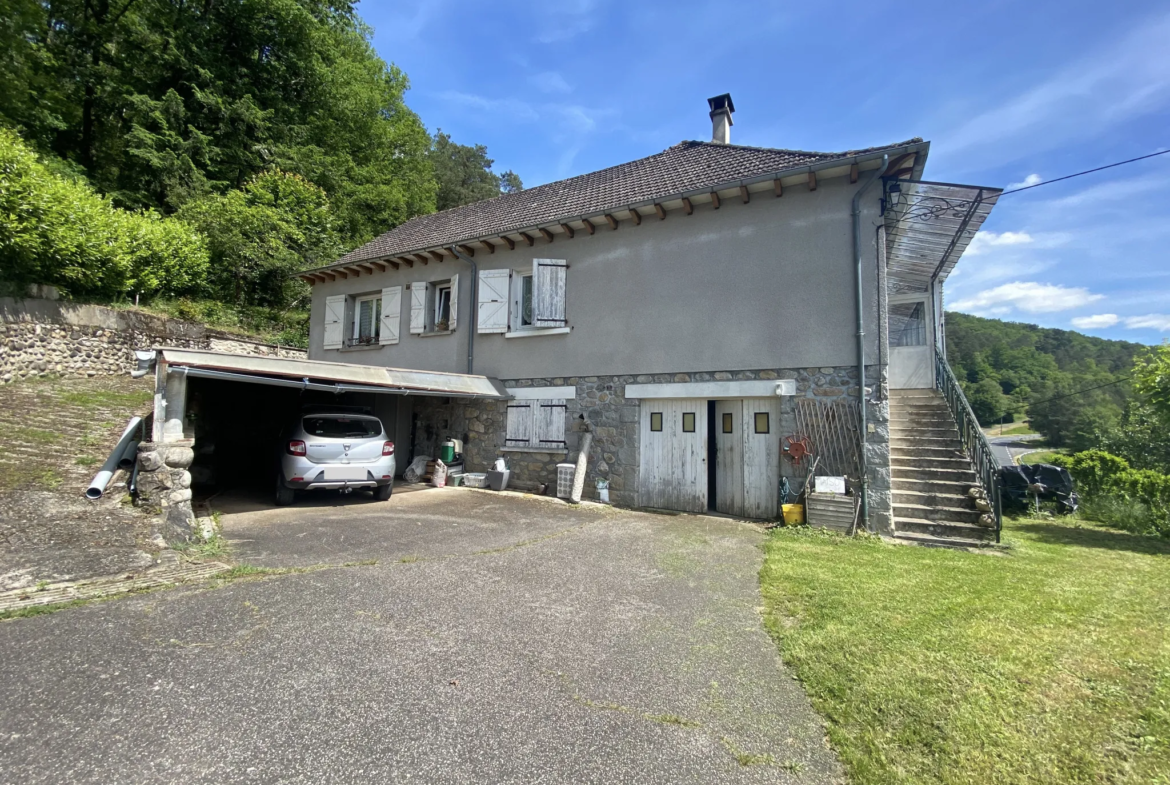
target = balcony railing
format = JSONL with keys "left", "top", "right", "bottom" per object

{"left": 935, "top": 346, "right": 1003, "bottom": 542}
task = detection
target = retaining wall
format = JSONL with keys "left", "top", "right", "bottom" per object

{"left": 0, "top": 297, "right": 305, "bottom": 384}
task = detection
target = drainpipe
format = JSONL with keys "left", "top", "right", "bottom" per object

{"left": 449, "top": 246, "right": 478, "bottom": 375}
{"left": 851, "top": 154, "right": 889, "bottom": 530}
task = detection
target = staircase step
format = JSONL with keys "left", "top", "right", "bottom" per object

{"left": 889, "top": 427, "right": 961, "bottom": 439}
{"left": 894, "top": 502, "right": 985, "bottom": 524}
{"left": 889, "top": 410, "right": 954, "bottom": 421}
{"left": 890, "top": 389, "right": 943, "bottom": 398}
{"left": 889, "top": 436, "right": 964, "bottom": 450}
{"left": 890, "top": 446, "right": 969, "bottom": 460}
{"left": 891, "top": 528, "right": 996, "bottom": 549}
{"left": 891, "top": 477, "right": 977, "bottom": 494}
{"left": 893, "top": 489, "right": 981, "bottom": 509}
{"left": 892, "top": 465, "right": 978, "bottom": 482}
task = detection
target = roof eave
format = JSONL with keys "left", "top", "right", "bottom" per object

{"left": 298, "top": 140, "right": 931, "bottom": 278}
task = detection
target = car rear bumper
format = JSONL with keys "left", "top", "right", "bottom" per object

{"left": 280, "top": 457, "right": 396, "bottom": 490}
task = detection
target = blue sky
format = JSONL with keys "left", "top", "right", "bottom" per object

{"left": 362, "top": 0, "right": 1170, "bottom": 344}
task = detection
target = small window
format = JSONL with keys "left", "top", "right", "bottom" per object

{"left": 754, "top": 412, "right": 770, "bottom": 434}
{"left": 722, "top": 413, "right": 733, "bottom": 433}
{"left": 650, "top": 412, "right": 663, "bottom": 432}
{"left": 434, "top": 283, "right": 453, "bottom": 331}
{"left": 353, "top": 294, "right": 381, "bottom": 345}
{"left": 682, "top": 412, "right": 696, "bottom": 433}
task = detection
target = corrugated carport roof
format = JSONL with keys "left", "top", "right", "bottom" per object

{"left": 157, "top": 349, "right": 509, "bottom": 399}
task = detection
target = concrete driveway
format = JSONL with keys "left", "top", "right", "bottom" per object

{"left": 0, "top": 487, "right": 842, "bottom": 784}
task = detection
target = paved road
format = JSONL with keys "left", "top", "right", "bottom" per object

{"left": 0, "top": 487, "right": 842, "bottom": 784}
{"left": 987, "top": 433, "right": 1045, "bottom": 466}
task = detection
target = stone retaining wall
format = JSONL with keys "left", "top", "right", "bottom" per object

{"left": 0, "top": 297, "right": 305, "bottom": 384}
{"left": 410, "top": 365, "right": 892, "bottom": 531}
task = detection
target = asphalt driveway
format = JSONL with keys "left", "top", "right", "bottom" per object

{"left": 0, "top": 487, "right": 842, "bottom": 784}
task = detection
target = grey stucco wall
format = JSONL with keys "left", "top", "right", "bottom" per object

{"left": 308, "top": 172, "right": 885, "bottom": 381}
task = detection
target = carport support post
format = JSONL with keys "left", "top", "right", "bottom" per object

{"left": 137, "top": 362, "right": 197, "bottom": 543}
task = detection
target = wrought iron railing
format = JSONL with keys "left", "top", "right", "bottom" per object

{"left": 935, "top": 347, "right": 1003, "bottom": 541}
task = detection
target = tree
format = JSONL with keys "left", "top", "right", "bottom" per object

{"left": 965, "top": 378, "right": 1009, "bottom": 425}
{"left": 3, "top": 0, "right": 436, "bottom": 247}
{"left": 430, "top": 130, "right": 523, "bottom": 210}
{"left": 1132, "top": 344, "right": 1170, "bottom": 422}
{"left": 177, "top": 171, "right": 341, "bottom": 307}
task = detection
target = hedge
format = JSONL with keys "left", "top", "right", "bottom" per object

{"left": 0, "top": 128, "right": 208, "bottom": 298}
{"left": 1055, "top": 450, "right": 1170, "bottom": 534}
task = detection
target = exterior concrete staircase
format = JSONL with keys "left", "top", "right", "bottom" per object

{"left": 889, "top": 388, "right": 997, "bottom": 547}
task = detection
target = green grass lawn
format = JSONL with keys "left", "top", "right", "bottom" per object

{"left": 1019, "top": 448, "right": 1067, "bottom": 465}
{"left": 760, "top": 519, "right": 1170, "bottom": 784}
{"left": 985, "top": 421, "right": 1038, "bottom": 437}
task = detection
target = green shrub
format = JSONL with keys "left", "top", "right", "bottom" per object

{"left": 1059, "top": 449, "right": 1170, "bottom": 536}
{"left": 0, "top": 128, "right": 208, "bottom": 298}
{"left": 1078, "top": 496, "right": 1168, "bottom": 538}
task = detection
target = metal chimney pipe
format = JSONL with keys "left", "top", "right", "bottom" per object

{"left": 707, "top": 93, "right": 735, "bottom": 144}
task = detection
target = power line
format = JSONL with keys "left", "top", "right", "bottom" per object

{"left": 1000, "top": 149, "right": 1170, "bottom": 196}
{"left": 1027, "top": 375, "right": 1132, "bottom": 408}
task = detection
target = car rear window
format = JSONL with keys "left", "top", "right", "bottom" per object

{"left": 302, "top": 417, "right": 381, "bottom": 438}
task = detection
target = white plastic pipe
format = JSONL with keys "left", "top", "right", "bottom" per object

{"left": 86, "top": 417, "right": 143, "bottom": 500}
{"left": 570, "top": 430, "right": 593, "bottom": 504}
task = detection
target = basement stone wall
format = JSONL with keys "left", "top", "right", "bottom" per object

{"left": 0, "top": 297, "right": 305, "bottom": 384}
{"left": 410, "top": 364, "right": 891, "bottom": 529}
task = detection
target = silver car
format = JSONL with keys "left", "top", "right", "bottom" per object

{"left": 276, "top": 410, "right": 396, "bottom": 505}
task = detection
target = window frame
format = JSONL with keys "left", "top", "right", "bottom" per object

{"left": 682, "top": 412, "right": 696, "bottom": 433}
{"left": 433, "top": 282, "right": 453, "bottom": 331}
{"left": 650, "top": 412, "right": 663, "bottom": 432}
{"left": 754, "top": 412, "right": 770, "bottom": 434}
{"left": 352, "top": 293, "right": 381, "bottom": 345}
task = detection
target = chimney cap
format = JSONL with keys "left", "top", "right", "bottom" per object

{"left": 707, "top": 93, "right": 735, "bottom": 116}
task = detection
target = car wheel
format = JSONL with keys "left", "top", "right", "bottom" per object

{"left": 275, "top": 477, "right": 296, "bottom": 506}
{"left": 374, "top": 483, "right": 393, "bottom": 501}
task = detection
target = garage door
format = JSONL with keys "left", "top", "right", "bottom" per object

{"left": 714, "top": 398, "right": 783, "bottom": 519}
{"left": 638, "top": 398, "right": 707, "bottom": 513}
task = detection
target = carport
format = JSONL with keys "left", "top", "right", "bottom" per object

{"left": 133, "top": 349, "right": 508, "bottom": 499}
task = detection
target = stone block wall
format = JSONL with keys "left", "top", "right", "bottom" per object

{"left": 0, "top": 297, "right": 305, "bottom": 384}
{"left": 135, "top": 439, "right": 197, "bottom": 543}
{"left": 409, "top": 364, "right": 892, "bottom": 526}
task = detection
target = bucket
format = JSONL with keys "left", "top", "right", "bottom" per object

{"left": 781, "top": 503, "right": 804, "bottom": 525}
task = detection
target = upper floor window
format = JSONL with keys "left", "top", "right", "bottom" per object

{"left": 354, "top": 294, "right": 381, "bottom": 345}
{"left": 477, "top": 259, "right": 568, "bottom": 337}
{"left": 322, "top": 286, "right": 401, "bottom": 350}
{"left": 409, "top": 275, "right": 460, "bottom": 335}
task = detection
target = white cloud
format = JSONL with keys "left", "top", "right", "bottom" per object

{"left": 1124, "top": 314, "right": 1170, "bottom": 331}
{"left": 1007, "top": 174, "right": 1043, "bottom": 191}
{"left": 949, "top": 281, "right": 1104, "bottom": 315}
{"left": 528, "top": 71, "right": 572, "bottom": 94}
{"left": 965, "top": 230, "right": 1034, "bottom": 256}
{"left": 1071, "top": 314, "right": 1120, "bottom": 329}
{"left": 534, "top": 0, "right": 600, "bottom": 42}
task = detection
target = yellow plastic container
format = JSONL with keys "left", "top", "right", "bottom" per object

{"left": 782, "top": 503, "right": 804, "bottom": 525}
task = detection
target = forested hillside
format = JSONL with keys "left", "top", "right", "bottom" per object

{"left": 944, "top": 311, "right": 1148, "bottom": 451}
{"left": 0, "top": 0, "right": 519, "bottom": 344}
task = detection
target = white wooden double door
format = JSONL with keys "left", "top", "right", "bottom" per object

{"left": 638, "top": 397, "right": 782, "bottom": 518}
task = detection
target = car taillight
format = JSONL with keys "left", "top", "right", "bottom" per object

{"left": 382, "top": 441, "right": 395, "bottom": 456}
{"left": 287, "top": 440, "right": 307, "bottom": 456}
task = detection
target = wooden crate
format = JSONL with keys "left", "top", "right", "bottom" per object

{"left": 806, "top": 492, "right": 856, "bottom": 533}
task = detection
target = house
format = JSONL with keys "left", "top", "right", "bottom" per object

{"left": 292, "top": 95, "right": 1003, "bottom": 545}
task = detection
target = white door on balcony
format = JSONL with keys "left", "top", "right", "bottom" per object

{"left": 889, "top": 298, "right": 933, "bottom": 388}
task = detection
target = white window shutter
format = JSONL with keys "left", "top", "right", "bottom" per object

{"left": 409, "top": 282, "right": 427, "bottom": 334}
{"left": 449, "top": 273, "right": 460, "bottom": 332}
{"left": 379, "top": 286, "right": 402, "bottom": 345}
{"left": 534, "top": 399, "right": 568, "bottom": 450}
{"left": 533, "top": 258, "right": 567, "bottom": 328}
{"left": 323, "top": 294, "right": 345, "bottom": 349}
{"left": 505, "top": 402, "right": 533, "bottom": 448}
{"left": 478, "top": 269, "right": 510, "bottom": 333}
